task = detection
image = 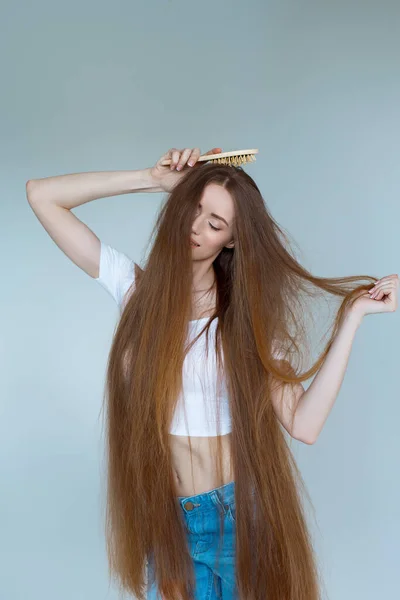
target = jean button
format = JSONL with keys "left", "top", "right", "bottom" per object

{"left": 184, "top": 501, "right": 194, "bottom": 511}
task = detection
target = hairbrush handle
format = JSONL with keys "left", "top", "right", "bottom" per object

{"left": 160, "top": 148, "right": 258, "bottom": 167}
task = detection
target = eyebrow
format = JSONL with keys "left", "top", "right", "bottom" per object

{"left": 210, "top": 212, "right": 229, "bottom": 227}
{"left": 198, "top": 202, "right": 230, "bottom": 227}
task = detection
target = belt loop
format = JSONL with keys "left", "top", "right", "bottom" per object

{"left": 213, "top": 489, "right": 229, "bottom": 515}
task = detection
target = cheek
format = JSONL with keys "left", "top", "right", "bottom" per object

{"left": 200, "top": 233, "right": 227, "bottom": 253}
{"left": 208, "top": 238, "right": 224, "bottom": 252}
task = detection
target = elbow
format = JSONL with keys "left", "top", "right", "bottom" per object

{"left": 26, "top": 179, "right": 37, "bottom": 203}
{"left": 302, "top": 436, "right": 317, "bottom": 445}
{"left": 302, "top": 431, "right": 317, "bottom": 445}
{"left": 288, "top": 429, "right": 316, "bottom": 445}
{"left": 295, "top": 428, "right": 317, "bottom": 445}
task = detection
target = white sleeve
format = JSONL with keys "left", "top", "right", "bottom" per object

{"left": 94, "top": 241, "right": 136, "bottom": 309}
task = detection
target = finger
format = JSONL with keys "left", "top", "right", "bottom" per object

{"left": 158, "top": 148, "right": 175, "bottom": 165}
{"left": 198, "top": 147, "right": 222, "bottom": 160}
{"left": 167, "top": 147, "right": 179, "bottom": 156}
{"left": 369, "top": 284, "right": 388, "bottom": 297}
{"left": 191, "top": 147, "right": 220, "bottom": 168}
{"left": 370, "top": 281, "right": 394, "bottom": 293}
{"left": 188, "top": 147, "right": 223, "bottom": 169}
{"left": 176, "top": 148, "right": 193, "bottom": 171}
{"left": 196, "top": 147, "right": 222, "bottom": 166}
{"left": 170, "top": 149, "right": 181, "bottom": 170}
{"left": 371, "top": 275, "right": 397, "bottom": 288}
{"left": 369, "top": 283, "right": 393, "bottom": 298}
{"left": 187, "top": 148, "right": 201, "bottom": 167}
{"left": 369, "top": 280, "right": 391, "bottom": 293}
{"left": 205, "top": 147, "right": 222, "bottom": 155}
{"left": 375, "top": 288, "right": 393, "bottom": 301}
{"left": 165, "top": 147, "right": 178, "bottom": 163}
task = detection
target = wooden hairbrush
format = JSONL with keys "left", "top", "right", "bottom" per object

{"left": 161, "top": 148, "right": 259, "bottom": 168}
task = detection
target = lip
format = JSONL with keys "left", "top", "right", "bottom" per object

{"left": 190, "top": 239, "right": 200, "bottom": 247}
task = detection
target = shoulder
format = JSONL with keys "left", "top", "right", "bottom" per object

{"left": 94, "top": 241, "right": 139, "bottom": 308}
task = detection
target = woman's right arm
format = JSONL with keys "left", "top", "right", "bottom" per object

{"left": 26, "top": 168, "right": 162, "bottom": 279}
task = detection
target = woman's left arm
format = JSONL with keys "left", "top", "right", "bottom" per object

{"left": 295, "top": 274, "right": 399, "bottom": 445}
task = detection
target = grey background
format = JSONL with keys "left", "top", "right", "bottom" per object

{"left": 1, "top": 1, "right": 399, "bottom": 598}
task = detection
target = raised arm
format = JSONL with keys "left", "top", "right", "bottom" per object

{"left": 26, "top": 168, "right": 161, "bottom": 279}
{"left": 26, "top": 146, "right": 220, "bottom": 280}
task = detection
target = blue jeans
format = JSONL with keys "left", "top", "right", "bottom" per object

{"left": 146, "top": 480, "right": 252, "bottom": 600}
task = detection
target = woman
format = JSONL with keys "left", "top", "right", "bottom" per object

{"left": 26, "top": 147, "right": 398, "bottom": 600}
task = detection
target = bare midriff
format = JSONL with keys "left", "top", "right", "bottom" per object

{"left": 169, "top": 432, "right": 234, "bottom": 497}
{"left": 168, "top": 297, "right": 236, "bottom": 497}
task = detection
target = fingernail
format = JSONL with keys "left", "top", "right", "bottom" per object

{"left": 188, "top": 161, "right": 194, "bottom": 167}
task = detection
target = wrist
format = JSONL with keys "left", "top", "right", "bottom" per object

{"left": 343, "top": 307, "right": 364, "bottom": 329}
{"left": 130, "top": 168, "right": 160, "bottom": 193}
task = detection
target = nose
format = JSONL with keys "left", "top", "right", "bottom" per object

{"left": 191, "top": 219, "right": 199, "bottom": 235}
{"left": 192, "top": 213, "right": 202, "bottom": 232}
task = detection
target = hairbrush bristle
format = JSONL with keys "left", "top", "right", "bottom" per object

{"left": 208, "top": 153, "right": 257, "bottom": 167}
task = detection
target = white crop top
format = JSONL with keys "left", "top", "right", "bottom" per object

{"left": 94, "top": 241, "right": 284, "bottom": 437}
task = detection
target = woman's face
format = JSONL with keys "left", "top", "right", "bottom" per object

{"left": 190, "top": 183, "right": 235, "bottom": 258}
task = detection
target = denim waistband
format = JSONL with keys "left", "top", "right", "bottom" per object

{"left": 177, "top": 480, "right": 256, "bottom": 516}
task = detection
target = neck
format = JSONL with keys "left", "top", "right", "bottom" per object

{"left": 192, "top": 262, "right": 216, "bottom": 292}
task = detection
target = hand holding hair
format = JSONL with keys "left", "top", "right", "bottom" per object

{"left": 350, "top": 274, "right": 399, "bottom": 319}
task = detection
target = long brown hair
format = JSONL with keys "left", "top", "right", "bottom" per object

{"left": 100, "top": 163, "right": 376, "bottom": 599}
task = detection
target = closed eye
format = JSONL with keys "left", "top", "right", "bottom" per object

{"left": 209, "top": 222, "right": 220, "bottom": 231}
